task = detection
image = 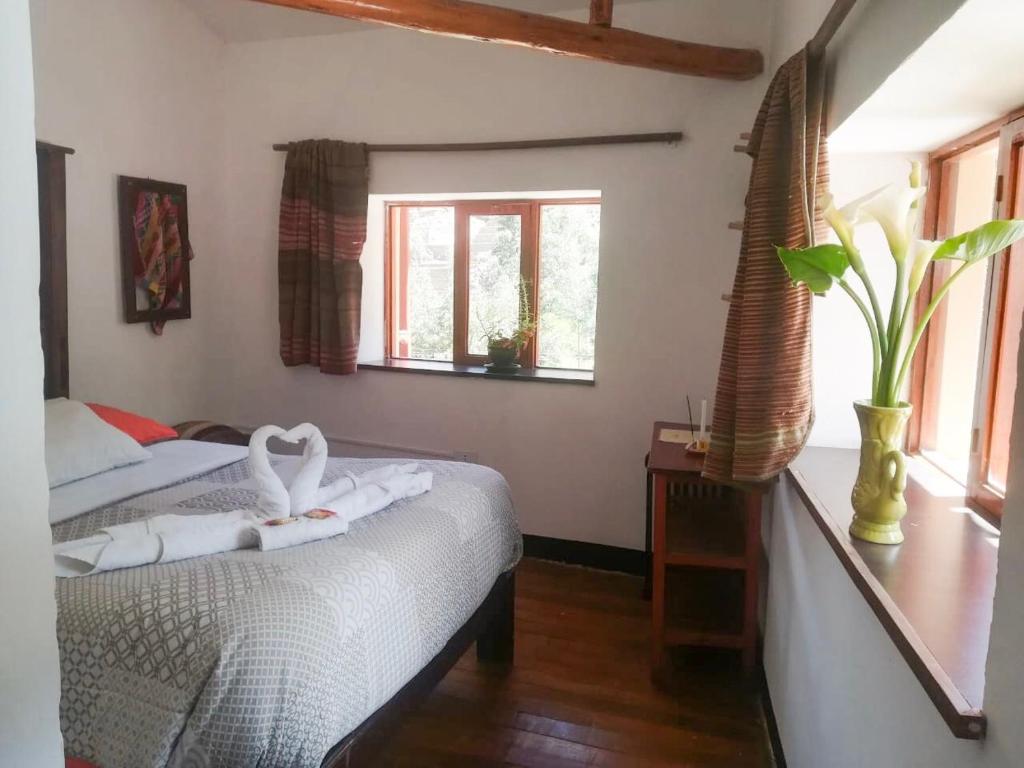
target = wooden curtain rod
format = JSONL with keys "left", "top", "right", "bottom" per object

{"left": 271, "top": 132, "right": 684, "bottom": 153}
{"left": 808, "top": 0, "right": 859, "bottom": 58}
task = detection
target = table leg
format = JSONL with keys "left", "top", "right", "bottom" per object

{"left": 742, "top": 490, "right": 763, "bottom": 672}
{"left": 643, "top": 456, "right": 652, "bottom": 600}
{"left": 651, "top": 473, "right": 669, "bottom": 673}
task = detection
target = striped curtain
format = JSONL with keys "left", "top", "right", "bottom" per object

{"left": 278, "top": 140, "right": 369, "bottom": 375}
{"left": 703, "top": 47, "right": 829, "bottom": 484}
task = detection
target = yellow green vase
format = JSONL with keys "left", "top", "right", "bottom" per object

{"left": 850, "top": 400, "right": 911, "bottom": 545}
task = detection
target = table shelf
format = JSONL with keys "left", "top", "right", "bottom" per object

{"left": 665, "top": 492, "right": 747, "bottom": 570}
{"left": 663, "top": 566, "right": 746, "bottom": 647}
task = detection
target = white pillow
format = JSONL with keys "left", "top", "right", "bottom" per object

{"left": 44, "top": 398, "right": 152, "bottom": 488}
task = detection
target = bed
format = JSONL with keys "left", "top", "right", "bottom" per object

{"left": 37, "top": 143, "right": 521, "bottom": 768}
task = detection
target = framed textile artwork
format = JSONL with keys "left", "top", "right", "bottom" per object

{"left": 117, "top": 175, "right": 192, "bottom": 333}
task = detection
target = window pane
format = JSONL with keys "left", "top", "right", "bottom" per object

{"left": 537, "top": 204, "right": 601, "bottom": 370}
{"left": 391, "top": 206, "right": 454, "bottom": 361}
{"left": 922, "top": 142, "right": 997, "bottom": 483}
{"left": 468, "top": 214, "right": 522, "bottom": 356}
{"left": 988, "top": 141, "right": 1024, "bottom": 493}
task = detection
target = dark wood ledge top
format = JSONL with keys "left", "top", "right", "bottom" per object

{"left": 359, "top": 359, "right": 595, "bottom": 385}
{"left": 786, "top": 447, "right": 995, "bottom": 740}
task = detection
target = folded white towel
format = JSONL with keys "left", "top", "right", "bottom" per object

{"left": 54, "top": 510, "right": 259, "bottom": 577}
{"left": 313, "top": 462, "right": 420, "bottom": 506}
{"left": 255, "top": 469, "right": 433, "bottom": 550}
{"left": 254, "top": 515, "right": 350, "bottom": 552}
{"left": 54, "top": 457, "right": 434, "bottom": 576}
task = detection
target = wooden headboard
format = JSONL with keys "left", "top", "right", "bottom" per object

{"left": 37, "top": 141, "right": 73, "bottom": 400}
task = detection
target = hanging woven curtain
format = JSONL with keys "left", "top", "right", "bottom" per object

{"left": 278, "top": 139, "right": 369, "bottom": 375}
{"left": 703, "top": 46, "right": 829, "bottom": 484}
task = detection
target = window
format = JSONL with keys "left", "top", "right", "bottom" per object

{"left": 910, "top": 113, "right": 1024, "bottom": 519}
{"left": 385, "top": 198, "right": 601, "bottom": 371}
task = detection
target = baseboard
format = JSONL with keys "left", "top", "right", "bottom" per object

{"left": 758, "top": 666, "right": 787, "bottom": 768}
{"left": 522, "top": 534, "right": 645, "bottom": 575}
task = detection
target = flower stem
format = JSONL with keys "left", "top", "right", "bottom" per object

{"left": 839, "top": 278, "right": 881, "bottom": 402}
{"left": 887, "top": 283, "right": 920, "bottom": 405}
{"left": 880, "top": 260, "right": 906, "bottom": 406}
{"left": 891, "top": 261, "right": 973, "bottom": 401}
{"left": 855, "top": 265, "right": 889, "bottom": 360}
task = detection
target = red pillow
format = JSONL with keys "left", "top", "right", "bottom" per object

{"left": 86, "top": 403, "right": 178, "bottom": 446}
{"left": 66, "top": 759, "right": 98, "bottom": 768}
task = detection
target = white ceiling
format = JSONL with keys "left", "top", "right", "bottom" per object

{"left": 831, "top": 0, "right": 1024, "bottom": 153}
{"left": 180, "top": 0, "right": 647, "bottom": 43}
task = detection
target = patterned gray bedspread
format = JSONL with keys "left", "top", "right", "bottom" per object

{"left": 52, "top": 456, "right": 522, "bottom": 768}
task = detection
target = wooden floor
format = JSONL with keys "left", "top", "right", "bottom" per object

{"left": 377, "top": 558, "right": 773, "bottom": 768}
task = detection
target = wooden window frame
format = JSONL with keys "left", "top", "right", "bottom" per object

{"left": 384, "top": 197, "right": 600, "bottom": 370}
{"left": 908, "top": 106, "right": 1024, "bottom": 523}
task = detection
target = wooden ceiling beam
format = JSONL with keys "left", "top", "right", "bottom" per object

{"left": 248, "top": 0, "right": 764, "bottom": 80}
{"left": 590, "top": 0, "right": 613, "bottom": 27}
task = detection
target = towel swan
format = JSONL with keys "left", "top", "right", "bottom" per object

{"left": 249, "top": 423, "right": 422, "bottom": 517}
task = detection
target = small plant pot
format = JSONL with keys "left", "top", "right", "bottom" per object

{"left": 486, "top": 342, "right": 519, "bottom": 370}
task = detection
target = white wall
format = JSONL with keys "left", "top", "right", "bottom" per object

{"left": 29, "top": 0, "right": 226, "bottom": 425}
{"left": 766, "top": 347, "right": 1024, "bottom": 767}
{"left": 808, "top": 151, "right": 925, "bottom": 448}
{"left": 982, "top": 335, "right": 1024, "bottom": 766}
{"left": 769, "top": 0, "right": 969, "bottom": 131}
{"left": 0, "top": 1, "right": 64, "bottom": 764}
{"left": 206, "top": 0, "right": 773, "bottom": 549}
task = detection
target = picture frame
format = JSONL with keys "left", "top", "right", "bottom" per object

{"left": 117, "top": 175, "right": 192, "bottom": 327}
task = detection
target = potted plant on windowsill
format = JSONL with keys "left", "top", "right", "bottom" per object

{"left": 481, "top": 283, "right": 537, "bottom": 373}
{"left": 778, "top": 162, "right": 1024, "bottom": 545}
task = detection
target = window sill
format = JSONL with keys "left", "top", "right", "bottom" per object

{"left": 359, "top": 359, "right": 595, "bottom": 385}
{"left": 786, "top": 447, "right": 997, "bottom": 740}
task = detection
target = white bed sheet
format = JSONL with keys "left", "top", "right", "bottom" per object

{"left": 48, "top": 439, "right": 249, "bottom": 524}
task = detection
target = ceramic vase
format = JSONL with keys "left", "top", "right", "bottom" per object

{"left": 850, "top": 400, "right": 912, "bottom": 545}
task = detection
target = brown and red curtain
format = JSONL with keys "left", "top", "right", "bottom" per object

{"left": 703, "top": 47, "right": 829, "bottom": 484}
{"left": 279, "top": 139, "right": 369, "bottom": 375}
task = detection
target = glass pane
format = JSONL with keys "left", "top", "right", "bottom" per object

{"left": 988, "top": 141, "right": 1024, "bottom": 492}
{"left": 390, "top": 206, "right": 454, "bottom": 361}
{"left": 537, "top": 204, "right": 601, "bottom": 370}
{"left": 924, "top": 142, "right": 997, "bottom": 483}
{"left": 468, "top": 214, "right": 522, "bottom": 356}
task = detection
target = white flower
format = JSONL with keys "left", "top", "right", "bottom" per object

{"left": 908, "top": 240, "right": 940, "bottom": 294}
{"left": 819, "top": 193, "right": 864, "bottom": 272}
{"left": 859, "top": 183, "right": 927, "bottom": 263}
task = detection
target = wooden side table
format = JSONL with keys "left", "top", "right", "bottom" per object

{"left": 648, "top": 421, "right": 761, "bottom": 672}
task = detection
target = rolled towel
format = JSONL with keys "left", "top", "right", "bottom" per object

{"left": 54, "top": 510, "right": 259, "bottom": 577}
{"left": 254, "top": 515, "right": 349, "bottom": 552}
{"left": 254, "top": 470, "right": 433, "bottom": 551}
{"left": 314, "top": 462, "right": 419, "bottom": 506}
{"left": 316, "top": 470, "right": 433, "bottom": 524}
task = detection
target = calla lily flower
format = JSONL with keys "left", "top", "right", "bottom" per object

{"left": 908, "top": 240, "right": 940, "bottom": 294}
{"left": 778, "top": 160, "right": 1024, "bottom": 410}
{"left": 859, "top": 183, "right": 928, "bottom": 262}
{"left": 819, "top": 193, "right": 864, "bottom": 272}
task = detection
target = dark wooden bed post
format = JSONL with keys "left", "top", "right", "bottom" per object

{"left": 477, "top": 571, "right": 515, "bottom": 663}
{"left": 37, "top": 140, "right": 73, "bottom": 400}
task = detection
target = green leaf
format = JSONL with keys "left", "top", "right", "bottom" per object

{"left": 776, "top": 244, "right": 850, "bottom": 295}
{"left": 933, "top": 219, "right": 1024, "bottom": 263}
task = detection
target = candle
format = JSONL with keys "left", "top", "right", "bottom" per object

{"left": 699, "top": 399, "right": 707, "bottom": 439}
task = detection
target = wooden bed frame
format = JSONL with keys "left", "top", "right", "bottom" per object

{"left": 35, "top": 141, "right": 517, "bottom": 768}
